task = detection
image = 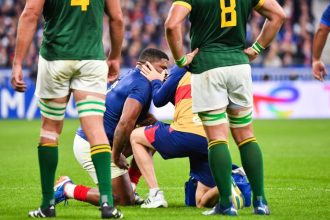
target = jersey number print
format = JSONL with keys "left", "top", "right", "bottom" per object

{"left": 71, "top": 0, "right": 90, "bottom": 11}
{"left": 220, "top": 0, "right": 237, "bottom": 28}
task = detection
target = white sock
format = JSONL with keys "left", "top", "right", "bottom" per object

{"left": 64, "top": 183, "right": 76, "bottom": 199}
{"left": 149, "top": 188, "right": 160, "bottom": 197}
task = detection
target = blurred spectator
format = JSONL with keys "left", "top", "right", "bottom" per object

{"left": 0, "top": 0, "right": 317, "bottom": 69}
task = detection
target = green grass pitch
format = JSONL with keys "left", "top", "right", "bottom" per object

{"left": 0, "top": 119, "right": 330, "bottom": 219}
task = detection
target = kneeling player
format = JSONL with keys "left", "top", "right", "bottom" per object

{"left": 131, "top": 64, "right": 249, "bottom": 209}
{"left": 54, "top": 48, "right": 169, "bottom": 206}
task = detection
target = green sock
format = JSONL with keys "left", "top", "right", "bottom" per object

{"left": 239, "top": 138, "right": 267, "bottom": 205}
{"left": 208, "top": 140, "right": 232, "bottom": 208}
{"left": 91, "top": 144, "right": 113, "bottom": 206}
{"left": 38, "top": 144, "right": 58, "bottom": 209}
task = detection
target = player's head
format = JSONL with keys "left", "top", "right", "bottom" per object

{"left": 138, "top": 48, "right": 169, "bottom": 74}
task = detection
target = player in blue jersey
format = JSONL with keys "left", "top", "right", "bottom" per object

{"left": 54, "top": 48, "right": 169, "bottom": 206}
{"left": 131, "top": 64, "right": 250, "bottom": 209}
{"left": 312, "top": 3, "right": 330, "bottom": 81}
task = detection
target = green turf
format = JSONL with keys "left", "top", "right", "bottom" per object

{"left": 0, "top": 119, "right": 330, "bottom": 219}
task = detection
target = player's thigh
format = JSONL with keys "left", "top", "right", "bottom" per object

{"left": 112, "top": 173, "right": 134, "bottom": 206}
{"left": 173, "top": 131, "right": 209, "bottom": 155}
{"left": 191, "top": 67, "right": 229, "bottom": 114}
{"left": 131, "top": 126, "right": 156, "bottom": 150}
{"left": 36, "top": 55, "right": 75, "bottom": 99}
{"left": 71, "top": 60, "right": 108, "bottom": 96}
{"left": 226, "top": 64, "right": 253, "bottom": 109}
{"left": 38, "top": 97, "right": 71, "bottom": 144}
{"left": 226, "top": 78, "right": 254, "bottom": 145}
{"left": 143, "top": 122, "right": 189, "bottom": 159}
{"left": 71, "top": 60, "right": 107, "bottom": 119}
{"left": 72, "top": 86, "right": 108, "bottom": 145}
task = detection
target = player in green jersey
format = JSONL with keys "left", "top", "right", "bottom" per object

{"left": 11, "top": 0, "right": 124, "bottom": 218}
{"left": 165, "top": 0, "right": 285, "bottom": 216}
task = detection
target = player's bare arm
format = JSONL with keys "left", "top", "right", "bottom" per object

{"left": 105, "top": 0, "right": 124, "bottom": 82}
{"left": 312, "top": 23, "right": 330, "bottom": 81}
{"left": 137, "top": 113, "right": 157, "bottom": 127}
{"left": 11, "top": 0, "right": 45, "bottom": 92}
{"left": 165, "top": 4, "right": 198, "bottom": 67}
{"left": 112, "top": 98, "right": 143, "bottom": 169}
{"left": 244, "top": 0, "right": 286, "bottom": 61}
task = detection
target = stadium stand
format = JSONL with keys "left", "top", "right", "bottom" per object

{"left": 0, "top": 0, "right": 328, "bottom": 73}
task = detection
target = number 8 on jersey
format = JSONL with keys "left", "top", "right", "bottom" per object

{"left": 71, "top": 0, "right": 90, "bottom": 11}
{"left": 220, "top": 0, "right": 237, "bottom": 28}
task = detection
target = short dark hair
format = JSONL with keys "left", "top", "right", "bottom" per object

{"left": 138, "top": 48, "right": 169, "bottom": 63}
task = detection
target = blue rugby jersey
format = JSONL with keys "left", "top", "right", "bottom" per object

{"left": 76, "top": 68, "right": 152, "bottom": 142}
{"left": 321, "top": 4, "right": 330, "bottom": 27}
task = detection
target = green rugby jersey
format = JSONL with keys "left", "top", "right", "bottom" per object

{"left": 40, "top": 0, "right": 105, "bottom": 60}
{"left": 173, "top": 0, "right": 265, "bottom": 74}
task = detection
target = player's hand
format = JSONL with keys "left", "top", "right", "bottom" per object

{"left": 11, "top": 65, "right": 27, "bottom": 92}
{"left": 312, "top": 60, "right": 327, "bottom": 81}
{"left": 185, "top": 48, "right": 199, "bottom": 66}
{"left": 114, "top": 153, "right": 129, "bottom": 170}
{"left": 107, "top": 58, "right": 120, "bottom": 83}
{"left": 244, "top": 47, "right": 259, "bottom": 61}
{"left": 140, "top": 61, "right": 166, "bottom": 82}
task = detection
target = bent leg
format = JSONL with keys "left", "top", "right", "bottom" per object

{"left": 112, "top": 173, "right": 135, "bottom": 205}
{"left": 72, "top": 133, "right": 133, "bottom": 206}
{"left": 130, "top": 127, "right": 157, "bottom": 189}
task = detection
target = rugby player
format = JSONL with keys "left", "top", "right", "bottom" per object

{"left": 54, "top": 48, "right": 168, "bottom": 206}
{"left": 131, "top": 64, "right": 249, "bottom": 209}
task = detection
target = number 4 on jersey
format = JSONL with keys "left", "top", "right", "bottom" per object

{"left": 71, "top": 0, "right": 89, "bottom": 11}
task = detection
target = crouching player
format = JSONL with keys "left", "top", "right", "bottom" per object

{"left": 131, "top": 63, "right": 250, "bottom": 209}
{"left": 54, "top": 48, "right": 169, "bottom": 206}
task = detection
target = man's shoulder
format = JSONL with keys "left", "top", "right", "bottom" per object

{"left": 119, "top": 69, "right": 150, "bottom": 96}
{"left": 321, "top": 4, "right": 330, "bottom": 27}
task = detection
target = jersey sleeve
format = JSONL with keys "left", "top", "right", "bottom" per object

{"left": 128, "top": 80, "right": 151, "bottom": 107}
{"left": 321, "top": 4, "right": 330, "bottom": 27}
{"left": 173, "top": 0, "right": 192, "bottom": 11}
{"left": 252, "top": 0, "right": 265, "bottom": 10}
{"left": 151, "top": 65, "right": 187, "bottom": 107}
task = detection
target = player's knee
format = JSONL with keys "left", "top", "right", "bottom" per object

{"left": 130, "top": 129, "right": 139, "bottom": 145}
{"left": 39, "top": 99, "right": 67, "bottom": 121}
{"left": 76, "top": 95, "right": 106, "bottom": 118}
{"left": 40, "top": 129, "right": 60, "bottom": 143}
{"left": 130, "top": 127, "right": 144, "bottom": 146}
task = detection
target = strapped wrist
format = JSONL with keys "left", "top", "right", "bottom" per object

{"left": 175, "top": 55, "right": 188, "bottom": 67}
{"left": 251, "top": 41, "right": 265, "bottom": 55}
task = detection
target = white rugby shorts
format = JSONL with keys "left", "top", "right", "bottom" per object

{"left": 35, "top": 55, "right": 108, "bottom": 99}
{"left": 191, "top": 64, "right": 253, "bottom": 113}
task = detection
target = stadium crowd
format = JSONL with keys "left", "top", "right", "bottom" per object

{"left": 0, "top": 0, "right": 315, "bottom": 68}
